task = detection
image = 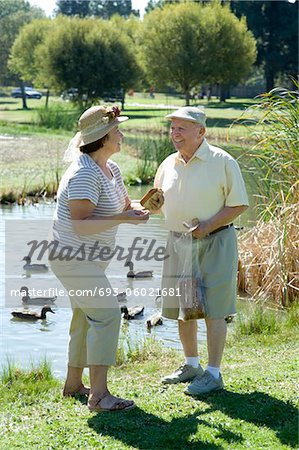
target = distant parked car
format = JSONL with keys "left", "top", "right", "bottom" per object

{"left": 102, "top": 90, "right": 123, "bottom": 103}
{"left": 11, "top": 87, "right": 42, "bottom": 99}
{"left": 61, "top": 88, "right": 88, "bottom": 101}
{"left": 61, "top": 88, "right": 79, "bottom": 101}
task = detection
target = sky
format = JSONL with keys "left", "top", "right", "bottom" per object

{"left": 28, "top": 0, "right": 149, "bottom": 18}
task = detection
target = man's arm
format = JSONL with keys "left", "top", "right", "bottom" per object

{"left": 191, "top": 205, "right": 248, "bottom": 239}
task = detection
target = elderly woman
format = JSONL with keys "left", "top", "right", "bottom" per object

{"left": 49, "top": 105, "right": 149, "bottom": 412}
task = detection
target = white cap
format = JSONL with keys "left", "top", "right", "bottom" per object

{"left": 166, "top": 106, "right": 206, "bottom": 127}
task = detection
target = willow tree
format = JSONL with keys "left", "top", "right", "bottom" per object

{"left": 141, "top": 0, "right": 256, "bottom": 104}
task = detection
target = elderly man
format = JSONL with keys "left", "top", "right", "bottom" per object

{"left": 154, "top": 106, "right": 249, "bottom": 395}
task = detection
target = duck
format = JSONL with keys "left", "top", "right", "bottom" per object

{"left": 121, "top": 305, "right": 144, "bottom": 320}
{"left": 146, "top": 312, "right": 163, "bottom": 328}
{"left": 155, "top": 289, "right": 162, "bottom": 308}
{"left": 22, "top": 256, "right": 49, "bottom": 272}
{"left": 125, "top": 261, "right": 153, "bottom": 279}
{"left": 116, "top": 291, "right": 127, "bottom": 302}
{"left": 20, "top": 286, "right": 57, "bottom": 306}
{"left": 11, "top": 306, "right": 55, "bottom": 321}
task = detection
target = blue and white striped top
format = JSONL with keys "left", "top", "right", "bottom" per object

{"left": 52, "top": 153, "right": 127, "bottom": 260}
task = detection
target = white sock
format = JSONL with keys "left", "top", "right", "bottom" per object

{"left": 206, "top": 365, "right": 220, "bottom": 379}
{"left": 185, "top": 357, "right": 200, "bottom": 368}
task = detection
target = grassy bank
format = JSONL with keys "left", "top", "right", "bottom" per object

{"left": 0, "top": 317, "right": 298, "bottom": 450}
{"left": 0, "top": 93, "right": 259, "bottom": 139}
{"left": 0, "top": 95, "right": 259, "bottom": 199}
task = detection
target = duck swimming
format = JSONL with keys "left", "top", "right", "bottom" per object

{"left": 125, "top": 261, "right": 153, "bottom": 279}
{"left": 20, "top": 286, "right": 57, "bottom": 306}
{"left": 11, "top": 306, "right": 55, "bottom": 320}
{"left": 146, "top": 312, "right": 163, "bottom": 328}
{"left": 121, "top": 305, "right": 144, "bottom": 320}
{"left": 22, "top": 256, "right": 49, "bottom": 272}
{"left": 116, "top": 291, "right": 127, "bottom": 302}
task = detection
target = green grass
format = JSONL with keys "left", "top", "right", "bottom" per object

{"left": 0, "top": 136, "right": 139, "bottom": 193}
{"left": 0, "top": 93, "right": 262, "bottom": 197}
{"left": 234, "top": 302, "right": 299, "bottom": 336}
{"left": 0, "top": 321, "right": 298, "bottom": 449}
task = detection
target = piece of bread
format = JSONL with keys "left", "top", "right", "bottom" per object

{"left": 140, "top": 188, "right": 163, "bottom": 209}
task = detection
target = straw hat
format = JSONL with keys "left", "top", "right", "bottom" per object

{"left": 165, "top": 107, "right": 206, "bottom": 127}
{"left": 73, "top": 105, "right": 128, "bottom": 148}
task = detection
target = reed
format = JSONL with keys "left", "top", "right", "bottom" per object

{"left": 238, "top": 200, "right": 298, "bottom": 306}
{"left": 238, "top": 83, "right": 299, "bottom": 307}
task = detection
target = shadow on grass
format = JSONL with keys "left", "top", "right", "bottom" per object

{"left": 88, "top": 407, "right": 222, "bottom": 449}
{"left": 125, "top": 114, "right": 165, "bottom": 120}
{"left": 202, "top": 390, "right": 298, "bottom": 448}
{"left": 0, "top": 100, "right": 18, "bottom": 105}
{"left": 204, "top": 101, "right": 253, "bottom": 110}
{"left": 87, "top": 390, "right": 297, "bottom": 449}
{"left": 124, "top": 108, "right": 172, "bottom": 113}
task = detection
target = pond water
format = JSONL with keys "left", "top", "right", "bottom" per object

{"left": 0, "top": 185, "right": 253, "bottom": 378}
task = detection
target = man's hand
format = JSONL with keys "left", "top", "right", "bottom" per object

{"left": 191, "top": 222, "right": 211, "bottom": 239}
{"left": 140, "top": 188, "right": 164, "bottom": 212}
{"left": 147, "top": 192, "right": 164, "bottom": 212}
{"left": 183, "top": 218, "right": 210, "bottom": 239}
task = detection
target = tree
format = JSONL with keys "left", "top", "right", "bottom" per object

{"left": 55, "top": 0, "right": 139, "bottom": 19}
{"left": 141, "top": 1, "right": 256, "bottom": 104}
{"left": 27, "top": 17, "right": 140, "bottom": 107}
{"left": 200, "top": 1, "right": 257, "bottom": 101}
{"left": 55, "top": 0, "right": 91, "bottom": 17}
{"left": 9, "top": 19, "right": 53, "bottom": 85}
{"left": 231, "top": 0, "right": 298, "bottom": 91}
{"left": 90, "top": 0, "right": 139, "bottom": 18}
{"left": 0, "top": 0, "right": 45, "bottom": 88}
{"left": 145, "top": 0, "right": 228, "bottom": 14}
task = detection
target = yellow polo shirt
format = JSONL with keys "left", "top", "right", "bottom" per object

{"left": 154, "top": 139, "right": 249, "bottom": 232}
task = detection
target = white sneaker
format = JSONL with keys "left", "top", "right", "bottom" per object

{"left": 162, "top": 364, "right": 204, "bottom": 385}
{"left": 185, "top": 370, "right": 224, "bottom": 395}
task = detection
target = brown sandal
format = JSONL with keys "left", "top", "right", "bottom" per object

{"left": 88, "top": 391, "right": 135, "bottom": 412}
{"left": 63, "top": 383, "right": 90, "bottom": 397}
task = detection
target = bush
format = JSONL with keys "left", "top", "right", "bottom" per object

{"left": 36, "top": 104, "right": 81, "bottom": 130}
{"left": 133, "top": 129, "right": 174, "bottom": 183}
{"left": 234, "top": 306, "right": 282, "bottom": 336}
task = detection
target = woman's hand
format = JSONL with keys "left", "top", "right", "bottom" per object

{"left": 120, "top": 209, "right": 150, "bottom": 224}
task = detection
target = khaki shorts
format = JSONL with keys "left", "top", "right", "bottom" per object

{"left": 161, "top": 227, "right": 238, "bottom": 320}
{"left": 50, "top": 257, "right": 121, "bottom": 367}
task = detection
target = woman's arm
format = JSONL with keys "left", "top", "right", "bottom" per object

{"left": 69, "top": 199, "right": 149, "bottom": 236}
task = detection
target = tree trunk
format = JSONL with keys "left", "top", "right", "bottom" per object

{"left": 266, "top": 72, "right": 274, "bottom": 92}
{"left": 121, "top": 88, "right": 125, "bottom": 111}
{"left": 219, "top": 84, "right": 229, "bottom": 102}
{"left": 20, "top": 81, "right": 28, "bottom": 110}
{"left": 45, "top": 88, "right": 50, "bottom": 108}
{"left": 185, "top": 89, "right": 190, "bottom": 106}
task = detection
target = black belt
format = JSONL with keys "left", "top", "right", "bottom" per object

{"left": 172, "top": 224, "right": 233, "bottom": 238}
{"left": 206, "top": 223, "right": 234, "bottom": 236}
